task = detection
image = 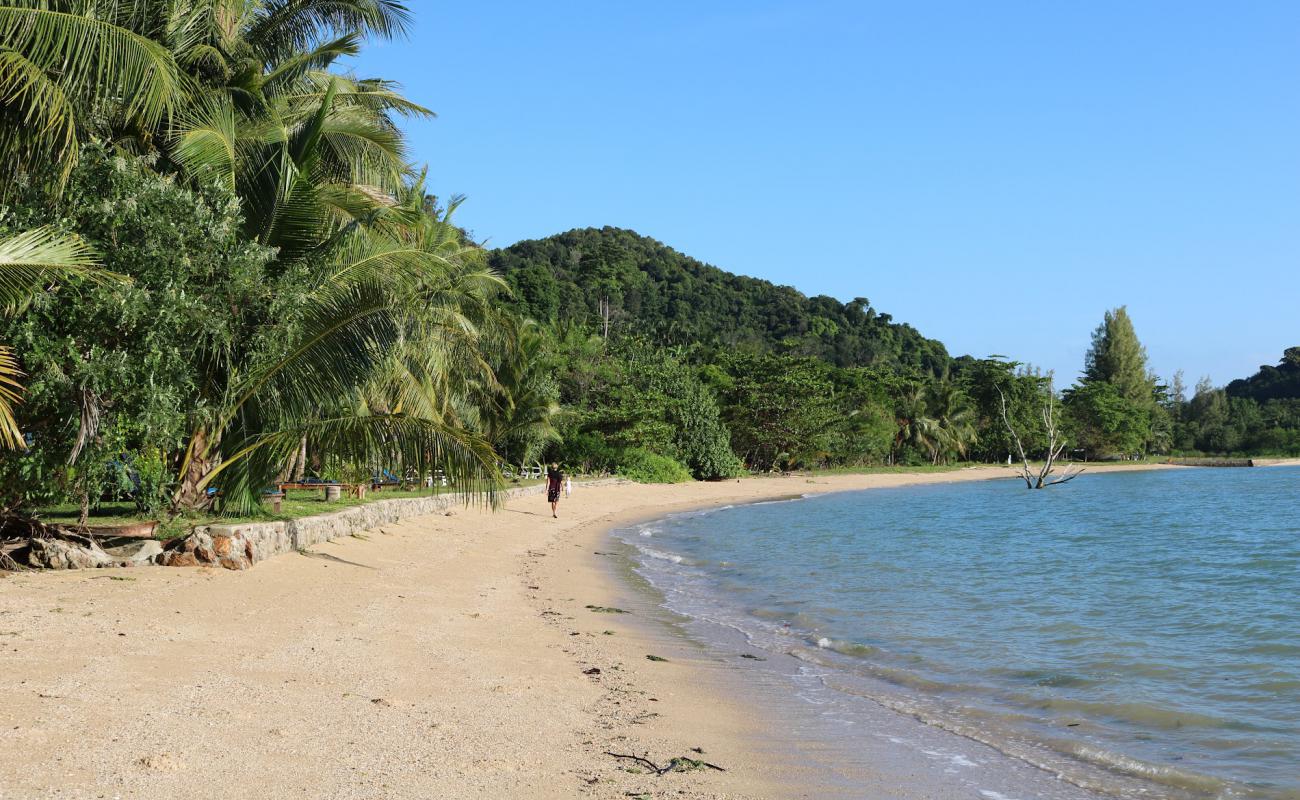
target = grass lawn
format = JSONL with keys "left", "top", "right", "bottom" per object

{"left": 32, "top": 479, "right": 546, "bottom": 539}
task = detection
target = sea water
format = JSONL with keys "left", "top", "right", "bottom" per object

{"left": 614, "top": 467, "right": 1300, "bottom": 799}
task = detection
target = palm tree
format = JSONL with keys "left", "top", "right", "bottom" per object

{"left": 925, "top": 381, "right": 977, "bottom": 464}
{"left": 0, "top": 227, "right": 125, "bottom": 448}
{"left": 2, "top": 3, "right": 536, "bottom": 516}
{"left": 894, "top": 385, "right": 937, "bottom": 463}
{"left": 479, "top": 320, "right": 561, "bottom": 468}
{"left": 173, "top": 211, "right": 508, "bottom": 513}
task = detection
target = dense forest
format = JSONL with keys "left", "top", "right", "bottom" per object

{"left": 0, "top": 2, "right": 1295, "bottom": 533}
{"left": 491, "top": 230, "right": 1300, "bottom": 476}
{"left": 489, "top": 227, "right": 950, "bottom": 373}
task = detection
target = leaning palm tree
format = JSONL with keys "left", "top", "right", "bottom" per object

{"left": 173, "top": 215, "right": 507, "bottom": 513}
{"left": 0, "top": 227, "right": 125, "bottom": 448}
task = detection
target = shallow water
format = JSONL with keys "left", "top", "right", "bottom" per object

{"left": 614, "top": 467, "right": 1300, "bottom": 799}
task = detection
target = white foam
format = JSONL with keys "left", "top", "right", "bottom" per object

{"left": 638, "top": 546, "right": 684, "bottom": 564}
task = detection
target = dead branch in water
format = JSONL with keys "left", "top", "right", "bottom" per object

{"left": 997, "top": 379, "right": 1084, "bottom": 489}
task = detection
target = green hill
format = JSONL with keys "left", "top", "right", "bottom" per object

{"left": 488, "top": 227, "right": 949, "bottom": 373}
{"left": 1226, "top": 347, "right": 1300, "bottom": 401}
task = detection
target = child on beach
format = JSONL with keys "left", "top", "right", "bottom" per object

{"left": 546, "top": 463, "right": 565, "bottom": 518}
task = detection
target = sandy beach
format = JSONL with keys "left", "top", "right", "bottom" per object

{"left": 0, "top": 464, "right": 1175, "bottom": 800}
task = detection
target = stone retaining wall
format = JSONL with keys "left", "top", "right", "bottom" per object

{"left": 158, "top": 479, "right": 626, "bottom": 569}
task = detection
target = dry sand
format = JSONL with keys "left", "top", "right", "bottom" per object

{"left": 0, "top": 464, "right": 1174, "bottom": 799}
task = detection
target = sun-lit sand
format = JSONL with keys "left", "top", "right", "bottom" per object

{"left": 0, "top": 464, "right": 1176, "bottom": 799}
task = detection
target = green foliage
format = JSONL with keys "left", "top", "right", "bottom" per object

{"left": 549, "top": 336, "right": 740, "bottom": 479}
{"left": 953, "top": 357, "right": 1051, "bottom": 461}
{"left": 1226, "top": 347, "right": 1300, "bottom": 403}
{"left": 0, "top": 144, "right": 272, "bottom": 512}
{"left": 617, "top": 448, "right": 693, "bottom": 484}
{"left": 1083, "top": 306, "right": 1156, "bottom": 403}
{"left": 491, "top": 227, "right": 950, "bottom": 373}
{"left": 713, "top": 352, "right": 839, "bottom": 470}
{"left": 1067, "top": 307, "right": 1168, "bottom": 456}
{"left": 1064, "top": 381, "right": 1151, "bottom": 457}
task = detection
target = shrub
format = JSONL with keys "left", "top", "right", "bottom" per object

{"left": 616, "top": 448, "right": 693, "bottom": 484}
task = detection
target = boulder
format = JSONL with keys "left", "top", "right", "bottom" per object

{"left": 156, "top": 530, "right": 255, "bottom": 570}
{"left": 102, "top": 539, "right": 164, "bottom": 566}
{"left": 26, "top": 537, "right": 117, "bottom": 570}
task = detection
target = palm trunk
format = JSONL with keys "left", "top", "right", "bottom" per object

{"left": 173, "top": 426, "right": 218, "bottom": 511}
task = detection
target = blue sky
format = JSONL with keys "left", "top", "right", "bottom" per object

{"left": 358, "top": 1, "right": 1298, "bottom": 385}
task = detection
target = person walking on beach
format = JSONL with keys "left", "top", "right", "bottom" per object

{"left": 546, "top": 463, "right": 564, "bottom": 518}
{"left": 564, "top": 474, "right": 572, "bottom": 498}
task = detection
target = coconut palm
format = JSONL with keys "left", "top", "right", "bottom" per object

{"left": 478, "top": 320, "right": 562, "bottom": 468}
{"left": 894, "top": 385, "right": 937, "bottom": 462}
{"left": 1, "top": 3, "right": 538, "bottom": 515}
{"left": 925, "top": 381, "right": 977, "bottom": 464}
{"left": 0, "top": 1, "right": 418, "bottom": 192}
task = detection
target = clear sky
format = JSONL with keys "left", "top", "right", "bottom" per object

{"left": 357, "top": 1, "right": 1299, "bottom": 386}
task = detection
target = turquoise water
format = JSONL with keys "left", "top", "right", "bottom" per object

{"left": 617, "top": 468, "right": 1300, "bottom": 799}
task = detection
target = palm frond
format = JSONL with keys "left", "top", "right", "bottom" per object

{"left": 0, "top": 227, "right": 123, "bottom": 314}
{"left": 247, "top": 0, "right": 411, "bottom": 63}
{"left": 0, "top": 7, "right": 180, "bottom": 128}
{"left": 209, "top": 413, "right": 501, "bottom": 514}
{"left": 0, "top": 49, "right": 77, "bottom": 173}
{"left": 0, "top": 345, "right": 25, "bottom": 449}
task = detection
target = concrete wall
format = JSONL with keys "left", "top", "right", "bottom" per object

{"left": 192, "top": 479, "right": 626, "bottom": 565}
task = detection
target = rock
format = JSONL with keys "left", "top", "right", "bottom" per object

{"left": 25, "top": 537, "right": 116, "bottom": 570}
{"left": 157, "top": 551, "right": 200, "bottom": 568}
{"left": 102, "top": 539, "right": 163, "bottom": 565}
{"left": 444, "top": 511, "right": 456, "bottom": 517}
{"left": 157, "top": 530, "right": 255, "bottom": 570}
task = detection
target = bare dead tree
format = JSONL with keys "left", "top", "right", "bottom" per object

{"left": 997, "top": 379, "right": 1084, "bottom": 489}
{"left": 598, "top": 296, "right": 612, "bottom": 339}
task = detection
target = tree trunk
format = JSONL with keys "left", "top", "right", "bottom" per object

{"left": 173, "top": 426, "right": 218, "bottom": 511}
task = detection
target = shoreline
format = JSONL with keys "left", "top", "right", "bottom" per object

{"left": 0, "top": 463, "right": 1178, "bottom": 799}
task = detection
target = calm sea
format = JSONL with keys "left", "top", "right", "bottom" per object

{"left": 614, "top": 467, "right": 1300, "bottom": 799}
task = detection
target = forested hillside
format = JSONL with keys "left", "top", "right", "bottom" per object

{"left": 1227, "top": 348, "right": 1300, "bottom": 402}
{"left": 489, "top": 227, "right": 950, "bottom": 374}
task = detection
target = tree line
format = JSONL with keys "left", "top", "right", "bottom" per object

{"left": 497, "top": 230, "right": 1300, "bottom": 476}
